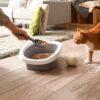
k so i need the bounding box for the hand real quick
[4,20,29,40]
[13,28,29,40]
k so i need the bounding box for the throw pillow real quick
[29,7,43,36]
[8,0,28,8]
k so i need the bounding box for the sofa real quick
[1,0,49,30]
[1,0,72,28]
[43,0,71,26]
[77,0,100,25]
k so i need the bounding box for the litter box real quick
[19,41,61,71]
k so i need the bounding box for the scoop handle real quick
[14,33,29,39]
[28,37,37,43]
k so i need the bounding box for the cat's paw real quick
[84,59,92,64]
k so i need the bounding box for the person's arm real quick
[5,21,28,40]
[0,8,28,40]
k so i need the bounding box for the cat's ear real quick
[77,28,85,34]
[76,27,80,32]
[76,28,82,36]
[76,27,80,31]
[76,28,86,37]
[76,27,81,32]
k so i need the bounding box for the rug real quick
[0,26,11,38]
[0,27,74,59]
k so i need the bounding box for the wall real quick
[0,0,9,7]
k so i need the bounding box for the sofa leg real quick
[22,24,25,28]
[93,8,100,25]
[17,24,22,28]
[66,22,70,28]
[22,24,29,29]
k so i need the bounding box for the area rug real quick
[0,27,74,59]
[0,26,11,38]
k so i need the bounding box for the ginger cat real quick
[73,23,100,63]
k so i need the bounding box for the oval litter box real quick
[19,41,61,71]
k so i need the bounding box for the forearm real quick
[0,8,10,26]
[4,20,18,34]
[0,8,28,40]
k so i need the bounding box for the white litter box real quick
[19,41,61,71]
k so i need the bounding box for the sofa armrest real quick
[39,4,49,33]
[43,0,71,25]
[93,8,100,25]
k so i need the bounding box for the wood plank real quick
[0,40,86,96]
[0,56,25,76]
[66,40,100,73]
[79,47,100,73]
[0,39,99,100]
[0,81,53,100]
[44,40,100,100]
[45,72,100,100]
[0,56,18,64]
[28,43,87,91]
[0,40,73,76]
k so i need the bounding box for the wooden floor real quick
[0,39,100,100]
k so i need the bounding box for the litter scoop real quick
[15,33,48,48]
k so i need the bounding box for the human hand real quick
[13,28,29,40]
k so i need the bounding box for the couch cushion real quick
[13,4,49,34]
[13,8,34,20]
[8,0,28,8]
[27,0,43,9]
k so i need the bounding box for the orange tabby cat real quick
[73,23,100,63]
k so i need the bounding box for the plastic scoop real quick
[15,33,48,48]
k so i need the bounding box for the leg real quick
[85,51,93,64]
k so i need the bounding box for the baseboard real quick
[47,23,67,30]
[69,23,94,29]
